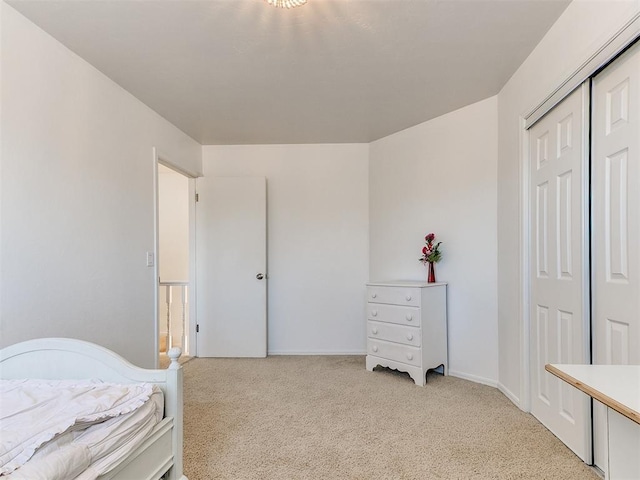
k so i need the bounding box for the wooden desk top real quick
[546,364,640,425]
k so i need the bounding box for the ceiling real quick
[8,0,570,145]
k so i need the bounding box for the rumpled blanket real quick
[0,379,155,476]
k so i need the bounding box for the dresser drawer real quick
[368,339,421,367]
[367,320,421,347]
[367,286,421,307]
[367,303,420,327]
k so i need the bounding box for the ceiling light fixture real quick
[265,0,307,8]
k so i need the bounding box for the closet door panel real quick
[529,84,591,462]
[592,40,640,473]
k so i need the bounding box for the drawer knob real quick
[372,328,378,335]
[406,333,413,341]
[406,314,413,321]
[371,310,378,317]
[372,346,378,352]
[371,293,377,298]
[407,353,414,361]
[406,295,412,301]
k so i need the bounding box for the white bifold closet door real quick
[591,40,640,473]
[529,84,591,462]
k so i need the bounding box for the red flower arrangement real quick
[419,233,442,264]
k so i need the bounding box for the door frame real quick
[519,13,640,413]
[152,147,199,365]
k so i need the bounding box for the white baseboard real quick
[497,382,521,408]
[268,350,366,356]
[448,369,498,388]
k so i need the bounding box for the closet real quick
[528,40,639,474]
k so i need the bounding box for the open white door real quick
[591,41,640,473]
[529,84,591,461]
[195,176,267,357]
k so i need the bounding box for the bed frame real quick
[0,338,187,480]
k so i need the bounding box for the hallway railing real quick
[159,281,189,353]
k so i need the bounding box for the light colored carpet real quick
[183,356,599,480]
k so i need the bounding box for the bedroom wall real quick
[369,96,499,386]
[0,3,202,368]
[497,0,640,405]
[202,144,369,355]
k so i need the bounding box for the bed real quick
[0,338,187,480]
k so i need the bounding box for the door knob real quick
[256,273,265,280]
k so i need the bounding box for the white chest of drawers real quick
[365,281,447,386]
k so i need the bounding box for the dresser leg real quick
[365,355,377,372]
[408,369,426,387]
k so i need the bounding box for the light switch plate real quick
[146,252,154,267]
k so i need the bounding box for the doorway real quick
[157,162,193,366]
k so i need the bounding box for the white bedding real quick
[0,379,164,479]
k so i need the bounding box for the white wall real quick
[369,96,499,386]
[0,3,202,368]
[497,0,640,404]
[202,144,369,354]
[6,0,637,388]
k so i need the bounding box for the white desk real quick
[546,364,640,480]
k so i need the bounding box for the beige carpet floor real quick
[183,356,599,480]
